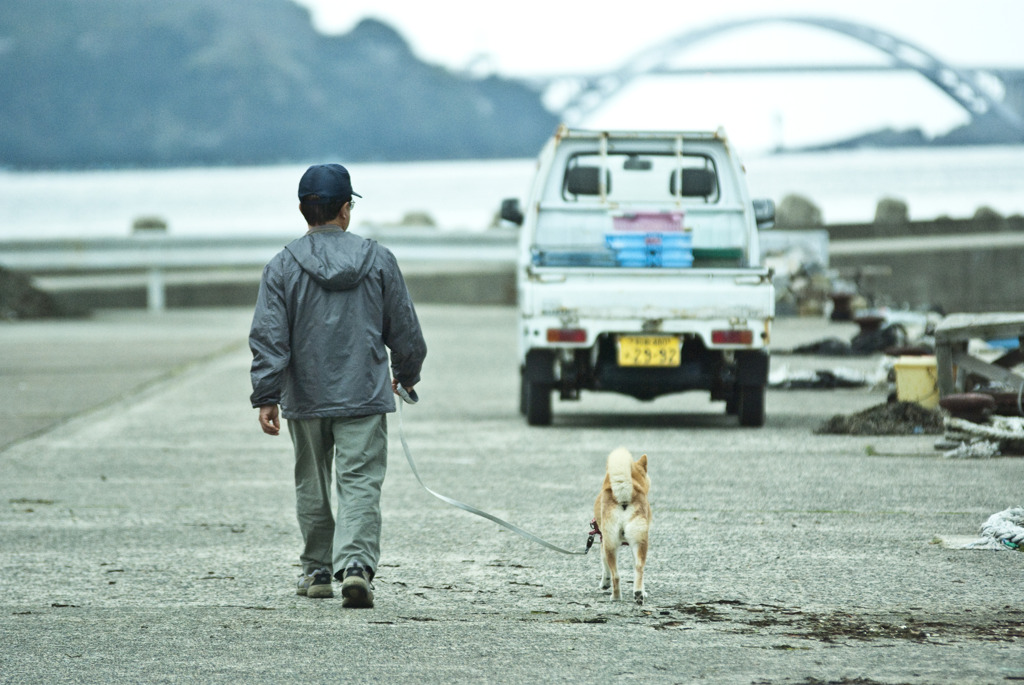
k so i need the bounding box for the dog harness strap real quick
[586,518,599,552]
[585,517,627,548]
[397,402,589,555]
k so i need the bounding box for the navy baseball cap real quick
[298,164,362,204]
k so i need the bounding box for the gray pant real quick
[287,414,387,577]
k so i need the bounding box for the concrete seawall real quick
[10,215,1024,314]
[34,263,517,312]
[831,237,1024,313]
[825,214,1023,240]
[823,215,1024,312]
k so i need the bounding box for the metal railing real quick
[0,229,519,312]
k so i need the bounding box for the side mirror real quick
[500,198,524,226]
[753,198,775,229]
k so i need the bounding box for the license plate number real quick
[617,335,681,367]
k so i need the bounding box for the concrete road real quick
[0,308,254,450]
[1,306,1022,684]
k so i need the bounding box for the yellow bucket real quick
[893,355,939,408]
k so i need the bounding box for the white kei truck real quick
[501,126,776,427]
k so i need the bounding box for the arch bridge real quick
[546,16,1024,140]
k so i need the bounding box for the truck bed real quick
[521,265,775,327]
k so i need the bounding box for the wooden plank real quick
[934,313,1024,343]
[950,349,1024,393]
[935,341,960,395]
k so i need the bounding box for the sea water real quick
[1,146,1022,240]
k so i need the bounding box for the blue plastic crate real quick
[657,250,694,267]
[605,232,692,267]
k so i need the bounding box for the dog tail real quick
[607,447,634,505]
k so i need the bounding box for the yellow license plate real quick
[617,335,681,367]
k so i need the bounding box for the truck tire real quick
[523,350,555,425]
[738,384,766,427]
[525,381,552,426]
[519,367,527,415]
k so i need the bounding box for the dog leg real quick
[598,547,611,591]
[632,537,648,605]
[603,539,620,600]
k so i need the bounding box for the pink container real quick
[611,212,685,233]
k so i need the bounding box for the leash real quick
[395,389,590,555]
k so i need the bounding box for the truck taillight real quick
[547,328,587,343]
[711,329,753,345]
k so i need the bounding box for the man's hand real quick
[392,379,417,403]
[259,405,280,436]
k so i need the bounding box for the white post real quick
[132,216,169,314]
[147,268,165,313]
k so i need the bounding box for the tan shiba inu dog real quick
[593,447,651,604]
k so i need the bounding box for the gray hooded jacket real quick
[249,228,426,419]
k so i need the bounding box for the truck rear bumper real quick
[595,360,712,400]
[525,335,770,402]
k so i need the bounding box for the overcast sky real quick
[289,1,1024,152]
[292,1,1024,74]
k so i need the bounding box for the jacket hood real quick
[284,229,378,291]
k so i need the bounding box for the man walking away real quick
[249,163,427,608]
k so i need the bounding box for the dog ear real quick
[637,454,648,472]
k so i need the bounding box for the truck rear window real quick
[561,152,719,204]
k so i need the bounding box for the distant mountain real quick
[793,67,1024,152]
[797,117,1024,153]
[0,0,560,168]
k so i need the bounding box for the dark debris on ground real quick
[815,401,945,436]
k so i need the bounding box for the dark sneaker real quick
[297,568,333,598]
[340,565,374,608]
